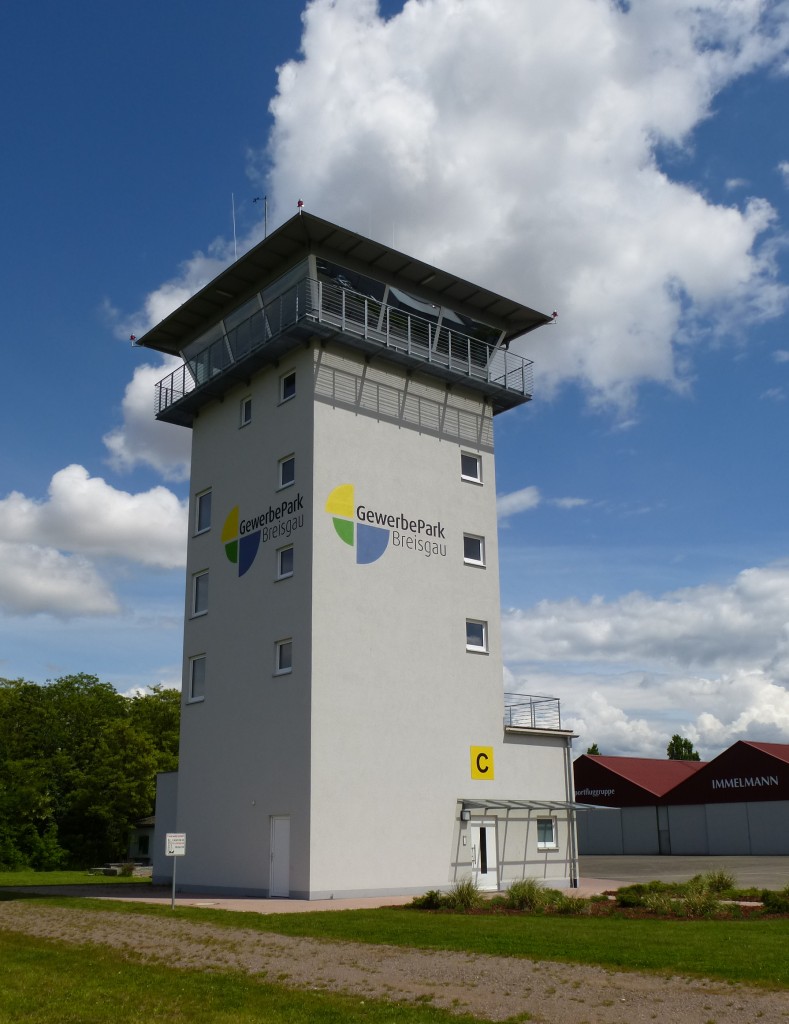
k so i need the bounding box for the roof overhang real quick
[459,798,619,812]
[135,211,553,357]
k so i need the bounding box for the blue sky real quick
[1,0,789,758]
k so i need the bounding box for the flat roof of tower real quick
[136,211,552,356]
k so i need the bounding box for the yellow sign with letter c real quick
[470,746,494,780]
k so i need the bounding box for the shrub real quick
[505,878,547,912]
[644,891,681,916]
[682,887,723,918]
[549,890,589,915]
[445,877,483,911]
[701,869,737,893]
[410,889,445,910]
[761,889,789,914]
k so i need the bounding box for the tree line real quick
[0,673,179,869]
[586,735,701,760]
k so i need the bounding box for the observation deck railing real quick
[154,276,533,418]
[504,693,563,731]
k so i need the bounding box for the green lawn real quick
[0,931,481,1024]
[8,895,789,989]
[0,869,147,887]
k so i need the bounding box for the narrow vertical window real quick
[465,619,488,652]
[189,655,206,701]
[280,370,296,402]
[195,489,212,534]
[278,455,295,488]
[463,534,485,566]
[461,452,482,483]
[275,638,293,675]
[240,396,252,426]
[277,545,294,580]
[192,571,209,616]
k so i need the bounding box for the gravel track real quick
[1,901,788,1023]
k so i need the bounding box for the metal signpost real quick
[165,832,186,909]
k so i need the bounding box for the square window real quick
[537,818,557,849]
[189,655,206,701]
[278,455,295,489]
[466,619,488,652]
[192,571,208,616]
[280,371,296,402]
[195,489,212,534]
[463,534,485,566]
[277,545,294,579]
[240,396,252,426]
[461,452,482,482]
[275,638,293,675]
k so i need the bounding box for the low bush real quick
[409,889,445,910]
[444,877,483,911]
[505,878,547,912]
[762,889,789,914]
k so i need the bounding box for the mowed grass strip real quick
[0,870,146,887]
[0,931,481,1024]
[9,897,789,990]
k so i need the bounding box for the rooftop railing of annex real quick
[154,272,534,419]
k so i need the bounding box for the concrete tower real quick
[142,212,577,898]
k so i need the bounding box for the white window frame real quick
[188,655,206,702]
[537,817,558,850]
[277,545,294,580]
[192,570,209,617]
[463,533,485,567]
[274,638,293,675]
[280,370,296,403]
[240,395,252,427]
[466,619,488,653]
[278,454,295,489]
[195,489,212,535]
[461,451,482,483]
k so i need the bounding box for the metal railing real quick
[504,693,562,731]
[154,276,533,416]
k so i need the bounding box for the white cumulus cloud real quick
[0,466,187,571]
[103,360,192,481]
[0,542,119,618]
[266,0,789,411]
[497,486,541,520]
[503,561,789,756]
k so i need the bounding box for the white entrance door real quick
[270,816,290,897]
[469,819,498,890]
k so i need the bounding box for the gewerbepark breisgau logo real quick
[222,495,304,576]
[325,484,446,565]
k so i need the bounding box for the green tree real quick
[666,734,700,761]
[0,674,180,868]
[586,743,601,755]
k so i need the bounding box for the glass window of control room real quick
[466,619,487,652]
[195,489,212,534]
[463,534,485,566]
[461,452,482,482]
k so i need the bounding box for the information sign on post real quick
[166,833,186,857]
[165,832,186,908]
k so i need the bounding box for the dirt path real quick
[1,902,788,1023]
